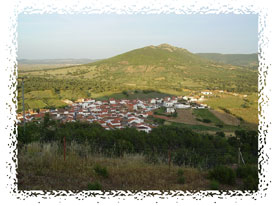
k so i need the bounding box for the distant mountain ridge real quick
[196,53,258,68]
[18,58,100,65]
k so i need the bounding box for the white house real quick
[82,102,89,108]
[150,99,156,104]
[95,101,102,105]
[156,99,163,104]
[109,99,116,104]
[174,103,190,109]
[136,125,152,133]
[166,107,175,113]
[163,101,174,107]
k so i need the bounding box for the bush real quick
[177,169,184,177]
[209,180,220,190]
[243,175,258,190]
[202,119,211,123]
[208,165,236,185]
[177,176,185,184]
[216,131,225,137]
[145,152,159,164]
[87,182,102,190]
[236,165,258,179]
[94,164,109,178]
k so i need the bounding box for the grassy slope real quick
[192,109,224,125]
[18,141,245,190]
[205,93,258,125]
[196,53,258,68]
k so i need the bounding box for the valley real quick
[17,44,259,191]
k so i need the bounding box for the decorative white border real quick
[0,0,274,205]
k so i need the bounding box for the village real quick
[18,94,210,133]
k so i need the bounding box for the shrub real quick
[209,180,220,190]
[208,165,236,185]
[87,182,102,190]
[216,131,225,137]
[216,124,224,128]
[177,169,184,177]
[94,164,109,178]
[202,119,211,123]
[243,175,258,190]
[145,152,159,164]
[177,176,185,184]
[236,165,258,179]
[237,117,244,122]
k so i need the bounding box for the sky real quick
[18,14,258,59]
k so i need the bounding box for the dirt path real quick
[210,110,240,126]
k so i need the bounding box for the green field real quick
[192,109,224,125]
[205,93,258,124]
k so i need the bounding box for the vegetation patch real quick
[94,164,109,178]
[192,109,224,125]
[87,182,102,190]
[209,180,220,190]
[208,165,236,185]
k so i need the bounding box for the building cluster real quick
[18,94,209,133]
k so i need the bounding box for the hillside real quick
[17,44,258,124]
[196,53,258,69]
[19,44,258,94]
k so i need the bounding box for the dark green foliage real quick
[202,118,211,123]
[122,90,129,97]
[143,90,155,94]
[177,169,184,177]
[18,116,258,169]
[192,109,222,125]
[236,165,258,179]
[220,107,231,114]
[236,164,258,190]
[145,152,159,164]
[216,124,224,128]
[94,164,109,178]
[216,131,225,137]
[149,116,165,125]
[171,112,178,117]
[87,182,102,190]
[177,168,185,184]
[177,176,185,184]
[234,130,258,164]
[209,180,220,190]
[208,166,236,185]
[243,175,258,190]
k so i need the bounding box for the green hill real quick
[18,44,257,109]
[196,53,258,68]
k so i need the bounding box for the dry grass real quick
[17,142,240,190]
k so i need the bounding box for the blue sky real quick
[18,14,258,59]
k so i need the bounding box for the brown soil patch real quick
[119,61,129,65]
[152,115,170,120]
[210,110,240,126]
